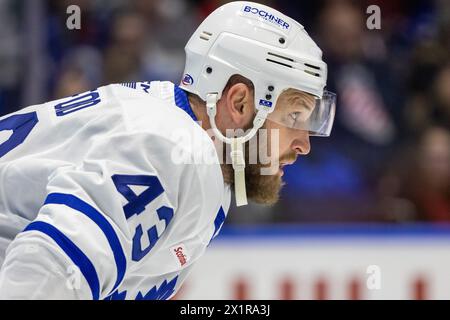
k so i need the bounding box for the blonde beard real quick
[220,161,284,205]
[220,134,287,205]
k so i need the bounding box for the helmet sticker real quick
[242,4,290,31]
[259,99,273,108]
[182,74,194,86]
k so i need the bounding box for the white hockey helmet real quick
[180,1,336,205]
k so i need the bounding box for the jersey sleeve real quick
[0,127,223,300]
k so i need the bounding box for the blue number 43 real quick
[112,174,174,261]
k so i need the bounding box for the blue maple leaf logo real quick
[135,276,179,300]
[104,289,127,300]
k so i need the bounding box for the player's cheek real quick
[277,127,292,158]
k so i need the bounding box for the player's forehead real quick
[277,88,316,110]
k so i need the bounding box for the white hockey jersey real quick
[0,81,231,300]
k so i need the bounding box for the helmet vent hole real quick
[206,67,213,74]
[279,37,285,44]
[304,70,320,77]
[267,52,294,62]
[266,58,293,68]
[304,63,321,70]
[200,31,213,41]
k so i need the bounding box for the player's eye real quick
[289,112,300,125]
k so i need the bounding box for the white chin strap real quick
[206,93,267,206]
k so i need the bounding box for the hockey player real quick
[0,2,335,299]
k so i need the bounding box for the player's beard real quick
[220,127,295,206]
[243,160,284,205]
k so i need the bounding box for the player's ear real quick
[225,83,255,128]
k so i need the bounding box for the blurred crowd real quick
[0,0,448,224]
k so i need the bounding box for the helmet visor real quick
[266,90,336,137]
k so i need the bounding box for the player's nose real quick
[291,130,311,155]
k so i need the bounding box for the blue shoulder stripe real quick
[174,85,197,122]
[44,193,126,295]
[213,206,226,238]
[24,221,100,300]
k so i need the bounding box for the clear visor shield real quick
[266,90,336,137]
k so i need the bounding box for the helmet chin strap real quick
[206,93,267,206]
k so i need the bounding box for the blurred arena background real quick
[0,0,449,299]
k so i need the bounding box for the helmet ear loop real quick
[206,93,267,206]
